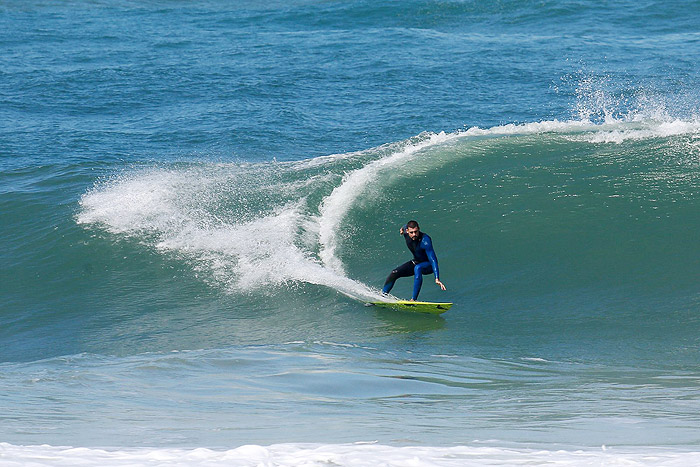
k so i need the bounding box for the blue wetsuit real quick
[382,228,440,300]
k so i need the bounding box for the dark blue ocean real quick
[2,1,700,465]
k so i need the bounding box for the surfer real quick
[382,220,446,301]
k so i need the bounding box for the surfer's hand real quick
[399,227,405,235]
[436,279,446,291]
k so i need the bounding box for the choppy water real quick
[2,1,700,465]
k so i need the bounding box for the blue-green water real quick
[2,1,700,464]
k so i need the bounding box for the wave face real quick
[70,117,700,361]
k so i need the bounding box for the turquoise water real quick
[2,1,700,464]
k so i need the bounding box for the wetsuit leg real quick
[382,261,415,294]
[412,261,434,300]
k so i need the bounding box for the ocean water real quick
[2,0,700,465]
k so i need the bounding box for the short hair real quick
[406,220,419,229]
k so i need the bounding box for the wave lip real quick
[463,116,700,143]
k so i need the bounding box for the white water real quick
[2,442,699,467]
[76,161,385,301]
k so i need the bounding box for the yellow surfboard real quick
[368,300,452,315]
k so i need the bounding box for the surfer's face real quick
[406,226,420,240]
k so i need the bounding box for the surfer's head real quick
[406,220,420,240]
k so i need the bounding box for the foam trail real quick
[77,166,383,301]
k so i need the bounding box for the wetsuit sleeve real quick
[422,235,440,280]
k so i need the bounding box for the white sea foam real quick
[462,117,700,144]
[77,165,382,301]
[462,118,596,137]
[2,442,699,467]
[582,119,700,144]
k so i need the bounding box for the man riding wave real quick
[382,220,447,301]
